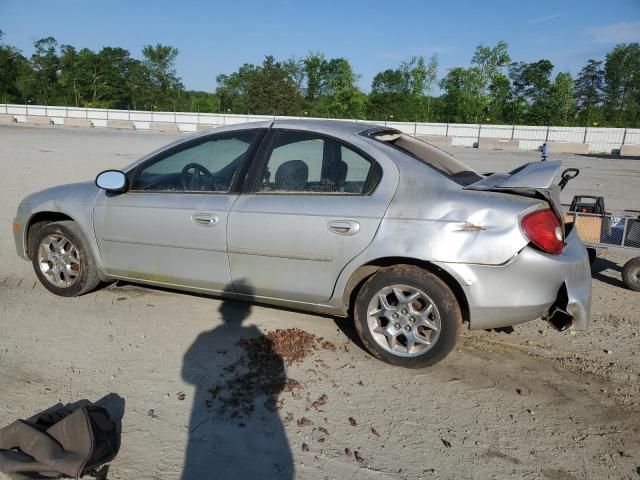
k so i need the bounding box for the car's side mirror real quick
[96,170,127,192]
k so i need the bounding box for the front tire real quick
[353,266,462,368]
[31,221,101,297]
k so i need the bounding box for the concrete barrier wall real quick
[24,116,52,125]
[477,139,520,151]
[546,142,590,154]
[620,144,640,157]
[64,118,93,128]
[2,104,639,154]
[416,135,452,148]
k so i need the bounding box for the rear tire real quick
[353,265,462,368]
[622,257,640,292]
[31,221,101,297]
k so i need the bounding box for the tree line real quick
[1,30,639,127]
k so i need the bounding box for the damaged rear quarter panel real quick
[329,152,546,311]
[373,162,544,266]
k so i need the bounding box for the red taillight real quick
[521,209,564,255]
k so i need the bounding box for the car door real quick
[93,129,264,291]
[227,129,394,303]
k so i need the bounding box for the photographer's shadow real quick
[181,283,293,479]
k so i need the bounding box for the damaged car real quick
[13,120,592,368]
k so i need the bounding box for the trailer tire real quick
[622,257,640,292]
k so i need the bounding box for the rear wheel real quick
[353,266,462,368]
[622,257,640,292]
[31,221,101,297]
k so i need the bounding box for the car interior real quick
[258,132,377,194]
[130,133,257,192]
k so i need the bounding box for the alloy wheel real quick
[37,234,81,288]
[366,284,441,357]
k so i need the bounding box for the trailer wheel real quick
[622,257,640,292]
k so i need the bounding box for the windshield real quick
[369,130,483,186]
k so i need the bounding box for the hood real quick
[20,181,100,207]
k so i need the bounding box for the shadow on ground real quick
[180,282,293,480]
[591,256,625,289]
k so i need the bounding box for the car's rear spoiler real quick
[463,160,562,191]
[464,160,565,233]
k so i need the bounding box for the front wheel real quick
[622,257,640,292]
[353,266,462,368]
[31,221,101,297]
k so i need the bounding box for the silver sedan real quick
[13,120,592,367]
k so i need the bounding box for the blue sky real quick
[2,0,639,92]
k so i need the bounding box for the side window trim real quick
[247,128,382,196]
[127,129,265,194]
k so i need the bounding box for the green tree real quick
[283,56,305,93]
[524,60,554,124]
[245,55,302,115]
[405,56,427,118]
[439,67,483,123]
[486,72,510,123]
[215,63,257,113]
[321,58,364,118]
[575,59,604,125]
[547,72,576,125]
[142,43,183,109]
[28,37,62,104]
[369,56,434,121]
[0,30,29,102]
[424,54,439,120]
[470,40,511,121]
[603,43,640,126]
[302,52,326,102]
[506,60,554,124]
[369,67,410,120]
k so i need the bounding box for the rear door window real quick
[257,131,379,194]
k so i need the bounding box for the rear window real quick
[367,130,483,186]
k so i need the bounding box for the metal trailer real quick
[564,210,640,291]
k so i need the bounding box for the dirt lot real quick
[0,125,639,480]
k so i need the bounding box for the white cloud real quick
[590,21,640,44]
[526,12,566,25]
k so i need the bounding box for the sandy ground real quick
[0,124,639,480]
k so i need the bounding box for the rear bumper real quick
[438,228,592,330]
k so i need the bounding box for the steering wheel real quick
[180,163,217,191]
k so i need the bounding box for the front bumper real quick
[13,203,30,260]
[439,228,592,330]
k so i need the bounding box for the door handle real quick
[191,213,219,227]
[327,220,360,236]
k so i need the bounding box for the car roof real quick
[194,119,381,137]
[272,119,380,137]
